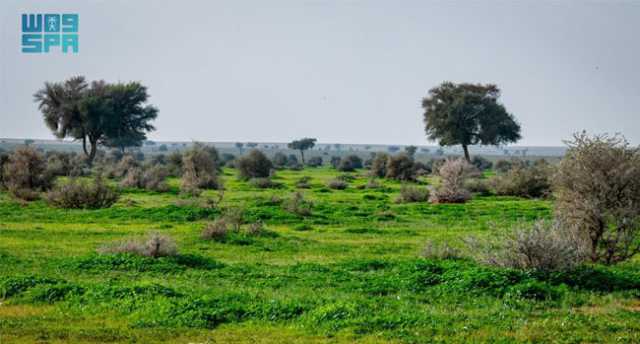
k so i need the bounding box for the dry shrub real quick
[201,218,229,240]
[181,145,221,194]
[201,217,265,240]
[395,184,430,203]
[46,176,119,209]
[283,192,313,216]
[141,166,170,191]
[464,221,589,271]
[98,233,177,258]
[422,241,462,260]
[45,151,86,177]
[236,149,272,180]
[554,132,640,264]
[491,160,552,198]
[385,153,415,181]
[327,179,348,190]
[3,146,54,200]
[369,153,389,178]
[429,158,472,204]
[112,155,139,179]
[222,206,245,231]
[121,165,169,191]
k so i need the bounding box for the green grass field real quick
[1,167,639,343]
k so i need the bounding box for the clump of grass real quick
[98,233,178,258]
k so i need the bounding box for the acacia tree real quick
[34,76,158,164]
[422,82,521,162]
[288,138,317,164]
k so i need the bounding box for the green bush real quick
[236,150,273,180]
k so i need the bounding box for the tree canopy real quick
[35,76,158,163]
[288,138,317,164]
[422,82,520,161]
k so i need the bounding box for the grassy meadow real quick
[1,167,639,343]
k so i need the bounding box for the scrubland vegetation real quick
[1,133,640,344]
[1,78,638,343]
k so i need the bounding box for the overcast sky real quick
[1,0,639,146]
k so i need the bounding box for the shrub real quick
[365,178,381,189]
[181,145,221,194]
[45,151,85,177]
[306,156,323,167]
[327,179,348,190]
[465,221,589,271]
[422,241,462,260]
[471,156,493,171]
[283,192,313,216]
[337,155,363,172]
[249,177,282,189]
[329,156,341,168]
[0,152,9,189]
[554,132,640,264]
[395,184,430,203]
[413,161,431,176]
[271,152,288,168]
[98,233,178,258]
[220,153,236,167]
[295,176,312,189]
[494,159,513,173]
[236,149,273,180]
[3,146,54,200]
[46,176,119,209]
[141,166,170,191]
[166,151,183,176]
[491,160,552,198]
[429,158,472,203]
[201,218,229,240]
[385,153,415,181]
[369,153,389,178]
[464,178,491,195]
[112,154,139,179]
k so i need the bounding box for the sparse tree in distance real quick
[422,82,521,162]
[288,138,317,165]
[235,142,244,154]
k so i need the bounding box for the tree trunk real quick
[87,139,98,165]
[462,144,471,162]
[300,150,305,164]
[82,136,89,156]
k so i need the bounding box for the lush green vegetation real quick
[1,167,639,343]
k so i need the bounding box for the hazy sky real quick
[1,0,639,146]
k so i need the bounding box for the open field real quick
[1,167,638,343]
